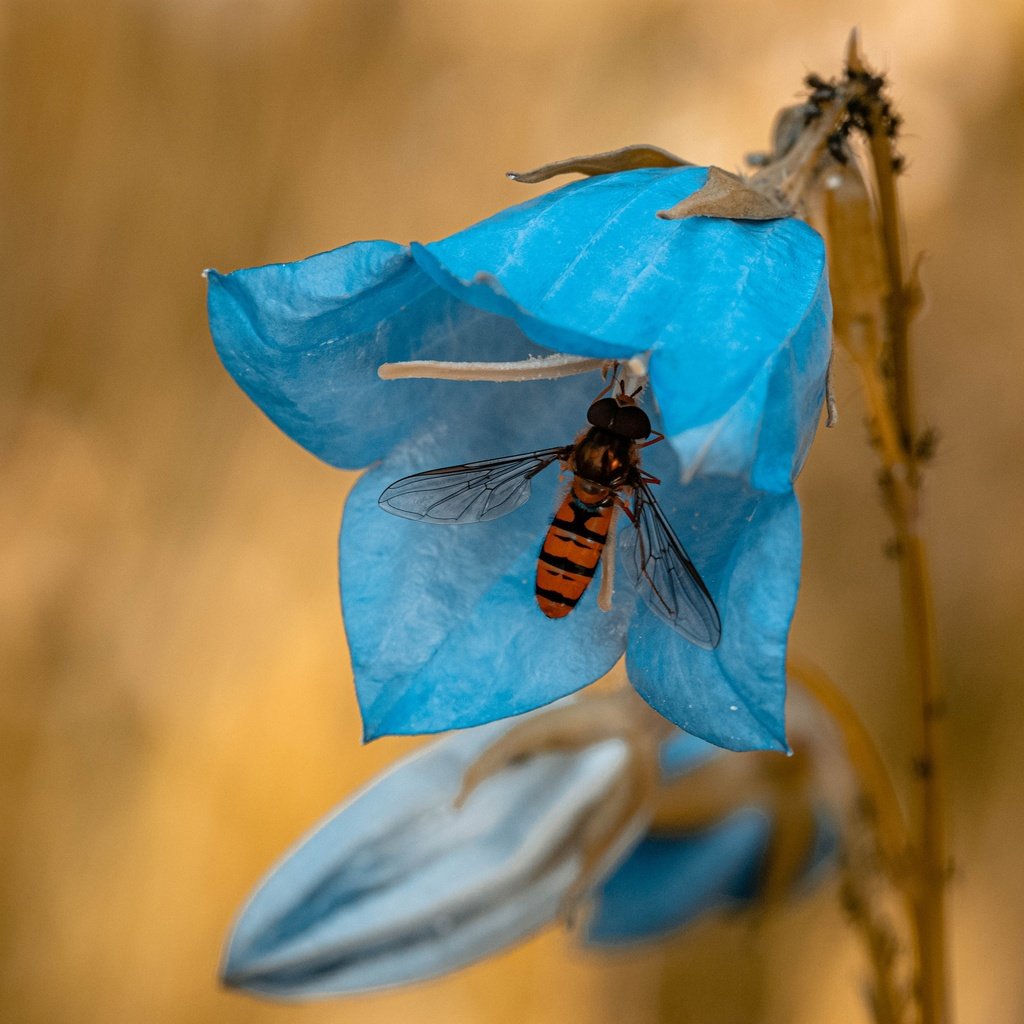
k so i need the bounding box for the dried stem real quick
[741,32,950,1023]
[848,46,949,1024]
[839,330,948,1024]
[851,347,949,1024]
[808,35,951,1024]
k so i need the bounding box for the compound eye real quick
[587,397,618,429]
[614,405,652,439]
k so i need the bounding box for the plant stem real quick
[902,542,949,1024]
[851,45,950,1024]
[842,350,948,1024]
[766,33,952,1022]
[833,39,952,1024]
[864,392,950,1024]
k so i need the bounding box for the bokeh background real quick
[3,0,1023,1021]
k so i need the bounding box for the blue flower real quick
[207,165,831,751]
[585,729,838,945]
[221,708,648,999]
[220,695,838,998]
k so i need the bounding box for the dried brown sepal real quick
[757,792,819,905]
[821,157,887,363]
[657,166,791,221]
[649,690,834,909]
[507,144,692,184]
[825,353,839,427]
[649,732,811,840]
[770,103,818,161]
[845,26,866,74]
[647,753,750,833]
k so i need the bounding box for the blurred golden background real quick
[3,0,1023,1021]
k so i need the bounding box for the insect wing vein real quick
[625,480,722,648]
[378,447,569,524]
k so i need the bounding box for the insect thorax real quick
[573,428,635,489]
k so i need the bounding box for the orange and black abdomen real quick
[535,480,612,618]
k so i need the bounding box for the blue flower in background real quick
[207,165,831,751]
[221,709,643,999]
[220,696,839,998]
[585,728,838,945]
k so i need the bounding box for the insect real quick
[377,375,722,649]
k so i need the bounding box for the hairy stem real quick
[761,34,953,1023]
[829,38,952,1024]
[858,378,949,1024]
[850,45,949,1024]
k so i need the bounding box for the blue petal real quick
[419,167,830,490]
[207,243,552,468]
[210,171,827,744]
[209,169,828,489]
[662,267,832,492]
[223,720,634,997]
[341,368,634,739]
[624,464,802,752]
[585,809,772,945]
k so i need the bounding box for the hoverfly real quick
[378,373,722,649]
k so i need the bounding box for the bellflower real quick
[207,163,831,751]
[585,727,838,945]
[221,694,839,998]
[221,708,649,999]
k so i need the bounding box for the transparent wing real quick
[378,447,571,524]
[624,480,722,648]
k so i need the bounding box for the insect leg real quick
[592,361,620,401]
[636,431,665,449]
[613,493,637,524]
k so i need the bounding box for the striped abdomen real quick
[535,479,613,618]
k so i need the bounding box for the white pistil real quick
[378,353,653,393]
[598,511,618,613]
[378,354,608,382]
